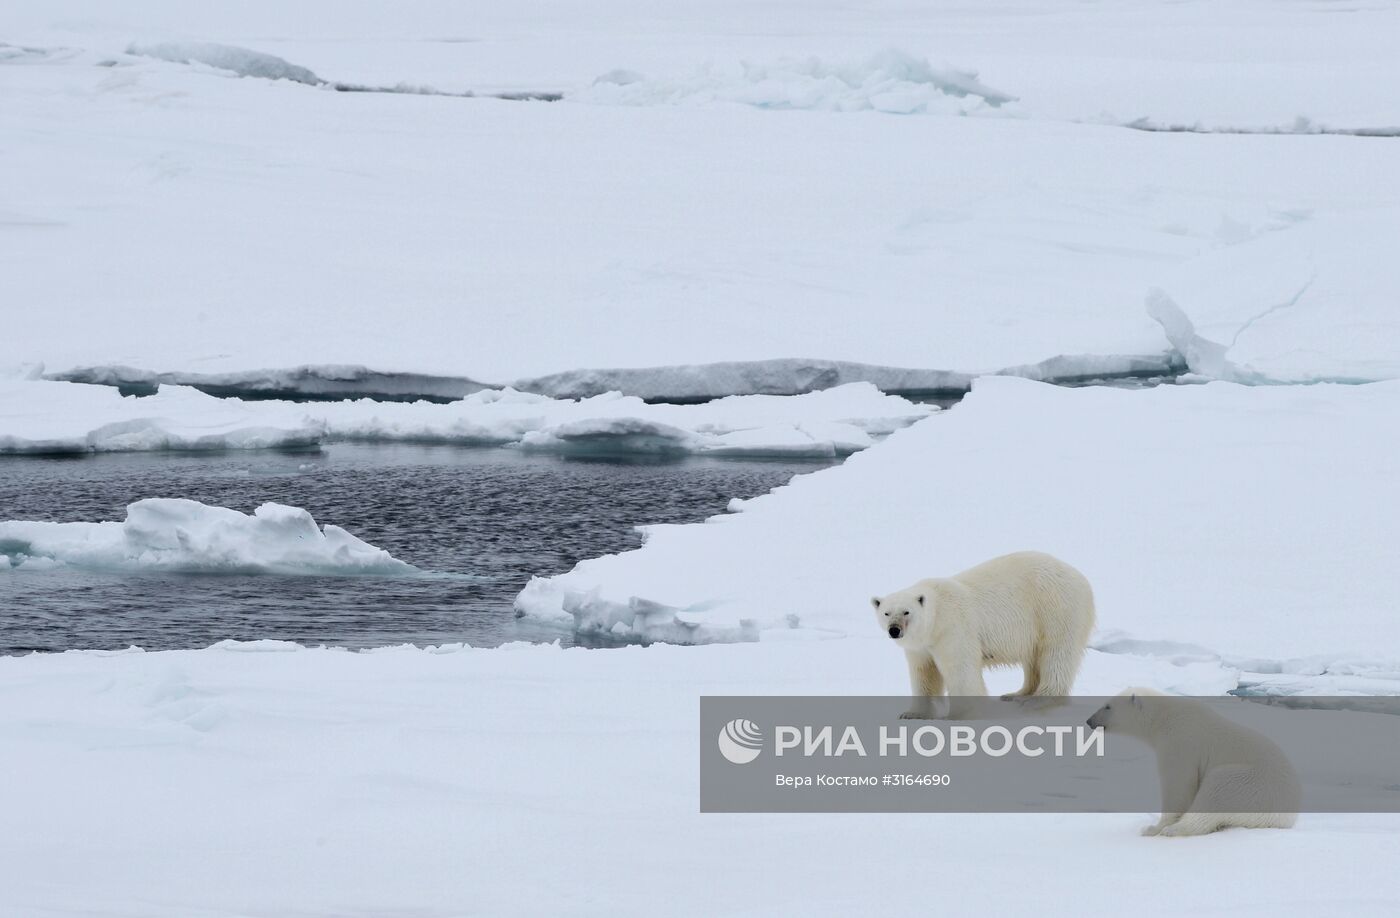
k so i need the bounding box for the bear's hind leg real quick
[1164,765,1296,834]
[1029,641,1085,697]
[1000,657,1041,701]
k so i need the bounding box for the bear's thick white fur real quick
[1088,688,1301,837]
[872,551,1094,719]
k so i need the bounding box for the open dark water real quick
[0,445,834,653]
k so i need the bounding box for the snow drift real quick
[0,498,412,574]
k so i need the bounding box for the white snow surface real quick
[519,378,1400,662]
[0,498,412,575]
[0,380,931,458]
[4,1,1400,391]
[1,638,1396,917]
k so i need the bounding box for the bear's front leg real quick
[1141,813,1181,836]
[1158,814,1223,837]
[901,650,944,719]
[935,645,988,720]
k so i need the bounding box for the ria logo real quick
[717,719,763,764]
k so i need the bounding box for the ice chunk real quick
[1144,289,1255,383]
[517,417,702,456]
[705,423,858,458]
[0,498,413,575]
[545,587,759,645]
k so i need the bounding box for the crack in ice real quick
[1123,118,1400,138]
[1230,273,1317,348]
[127,41,563,103]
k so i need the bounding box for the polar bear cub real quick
[872,551,1094,719]
[1087,688,1300,837]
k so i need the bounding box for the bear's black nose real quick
[888,625,901,639]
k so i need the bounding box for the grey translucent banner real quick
[700,696,1400,813]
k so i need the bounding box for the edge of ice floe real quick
[516,353,1185,401]
[41,350,1185,405]
[48,364,492,404]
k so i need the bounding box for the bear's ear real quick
[870,597,881,610]
[917,594,925,607]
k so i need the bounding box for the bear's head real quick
[870,587,927,642]
[1086,687,1163,737]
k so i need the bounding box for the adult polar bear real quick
[1087,689,1300,836]
[871,551,1094,719]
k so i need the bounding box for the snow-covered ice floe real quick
[518,378,1400,658]
[0,380,932,458]
[0,498,412,575]
[291,381,932,457]
[9,12,1400,392]
[0,380,320,454]
[2,637,1396,916]
[307,383,922,458]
